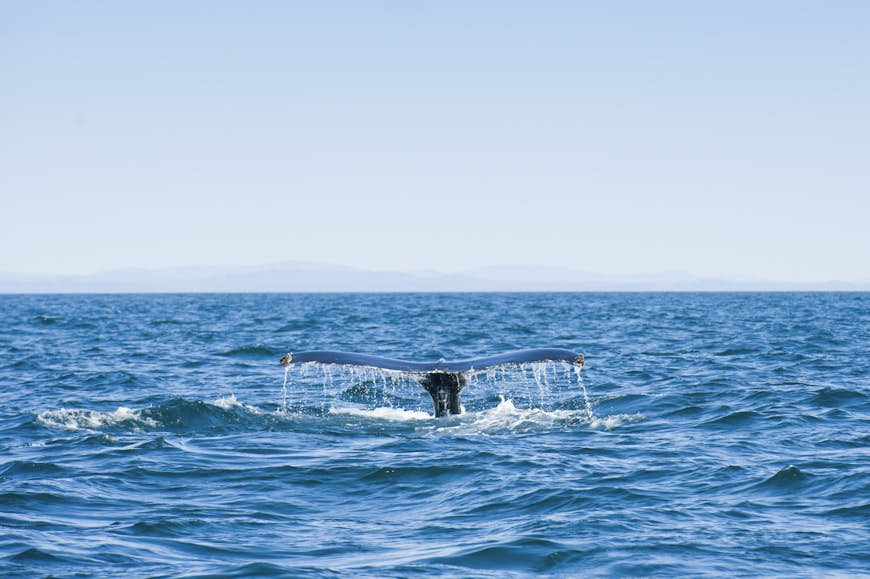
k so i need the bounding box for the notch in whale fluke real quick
[279,348,584,417]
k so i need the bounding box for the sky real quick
[1,1,868,282]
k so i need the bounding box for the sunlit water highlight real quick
[1,293,868,577]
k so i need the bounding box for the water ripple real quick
[0,292,867,577]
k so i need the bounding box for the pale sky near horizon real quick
[2,1,868,282]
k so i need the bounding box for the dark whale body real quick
[280,348,584,417]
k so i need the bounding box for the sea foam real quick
[37,406,158,432]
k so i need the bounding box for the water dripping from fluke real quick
[278,349,590,419]
[280,363,290,415]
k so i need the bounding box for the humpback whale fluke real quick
[279,348,584,417]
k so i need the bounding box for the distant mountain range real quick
[0,262,866,293]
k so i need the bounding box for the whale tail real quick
[280,348,584,417]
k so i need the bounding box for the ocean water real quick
[1,292,868,577]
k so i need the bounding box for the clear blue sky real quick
[2,1,868,282]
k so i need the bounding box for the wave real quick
[149,318,184,326]
[276,320,317,332]
[36,395,635,435]
[754,465,811,493]
[811,387,867,408]
[0,460,66,478]
[36,395,264,434]
[424,537,571,572]
[822,502,870,520]
[8,547,67,563]
[703,410,762,427]
[38,406,159,432]
[216,345,278,358]
[211,393,259,412]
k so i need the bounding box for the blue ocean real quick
[1,293,867,577]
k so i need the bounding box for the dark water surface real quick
[1,293,868,577]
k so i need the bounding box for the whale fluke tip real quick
[280,353,293,366]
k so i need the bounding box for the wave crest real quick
[38,406,158,431]
[37,395,263,433]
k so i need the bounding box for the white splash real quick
[37,407,158,432]
[38,394,266,433]
[213,393,261,413]
[437,396,573,433]
[589,413,644,430]
[431,397,643,434]
[329,406,432,421]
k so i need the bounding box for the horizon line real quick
[1,260,868,287]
